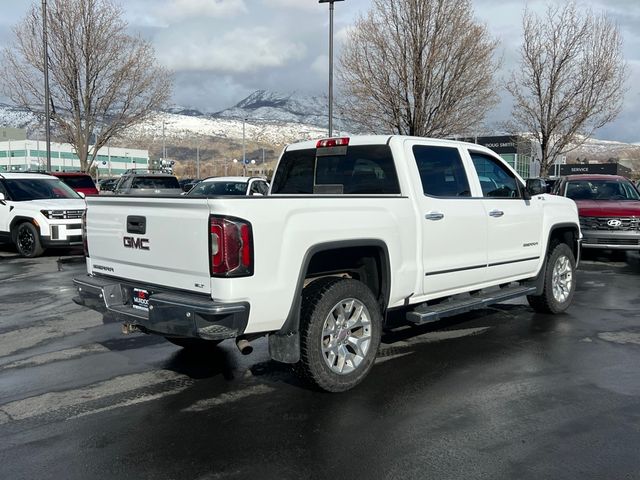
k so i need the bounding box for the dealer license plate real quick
[132,288,149,311]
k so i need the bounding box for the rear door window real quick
[412,145,470,197]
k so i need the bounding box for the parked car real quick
[112,170,183,196]
[74,136,580,392]
[543,177,559,193]
[185,176,269,196]
[179,178,199,192]
[554,174,640,250]
[0,172,85,257]
[52,172,98,196]
[97,178,118,193]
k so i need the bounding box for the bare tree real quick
[0,0,172,172]
[338,0,499,137]
[506,2,626,176]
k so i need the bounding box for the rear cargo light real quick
[209,216,253,277]
[82,211,89,257]
[316,137,350,148]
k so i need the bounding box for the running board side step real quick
[406,285,537,325]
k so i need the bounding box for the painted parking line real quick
[182,384,275,412]
[598,331,640,346]
[0,312,103,357]
[0,370,190,425]
[0,344,109,371]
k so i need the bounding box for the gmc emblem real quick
[123,236,150,250]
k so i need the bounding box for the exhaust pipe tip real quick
[236,337,253,355]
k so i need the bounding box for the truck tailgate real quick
[85,196,212,294]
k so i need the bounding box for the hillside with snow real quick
[1,91,639,169]
[127,110,328,146]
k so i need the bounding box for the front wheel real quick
[527,243,576,314]
[15,222,44,258]
[295,277,382,392]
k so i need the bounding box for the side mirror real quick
[251,192,263,196]
[526,178,546,196]
[0,192,5,201]
[77,191,86,199]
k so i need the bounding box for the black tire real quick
[295,277,382,392]
[527,242,576,314]
[14,222,44,258]
[164,337,222,350]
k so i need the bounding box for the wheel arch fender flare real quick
[268,239,391,364]
[10,216,40,241]
[534,222,580,295]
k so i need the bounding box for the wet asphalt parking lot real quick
[1,246,640,479]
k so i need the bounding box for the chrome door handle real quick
[425,212,445,221]
[489,209,504,218]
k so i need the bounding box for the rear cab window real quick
[271,144,400,195]
[57,175,95,189]
[131,176,181,189]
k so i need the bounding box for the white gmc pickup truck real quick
[74,136,581,392]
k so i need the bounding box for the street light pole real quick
[196,145,200,179]
[242,117,246,165]
[319,0,344,138]
[42,0,52,172]
[162,120,166,161]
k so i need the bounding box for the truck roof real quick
[564,174,628,181]
[286,135,501,154]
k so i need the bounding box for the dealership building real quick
[455,135,543,179]
[0,128,149,175]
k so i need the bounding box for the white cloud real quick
[311,55,328,75]
[158,27,307,73]
[261,0,318,11]
[160,0,248,22]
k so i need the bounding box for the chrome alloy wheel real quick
[551,254,573,303]
[321,298,372,375]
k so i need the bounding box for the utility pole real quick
[42,0,52,171]
[242,118,246,165]
[319,0,344,137]
[196,145,200,179]
[162,120,166,161]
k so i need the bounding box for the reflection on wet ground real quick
[1,249,640,479]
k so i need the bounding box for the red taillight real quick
[82,211,89,257]
[209,216,253,277]
[316,137,350,148]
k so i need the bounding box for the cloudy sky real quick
[0,0,639,142]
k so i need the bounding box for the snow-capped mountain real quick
[215,90,331,128]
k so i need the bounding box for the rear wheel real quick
[164,337,222,350]
[295,277,382,392]
[527,242,576,314]
[14,222,44,258]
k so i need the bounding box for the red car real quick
[554,174,640,250]
[52,172,99,196]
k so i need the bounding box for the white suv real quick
[0,172,86,257]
